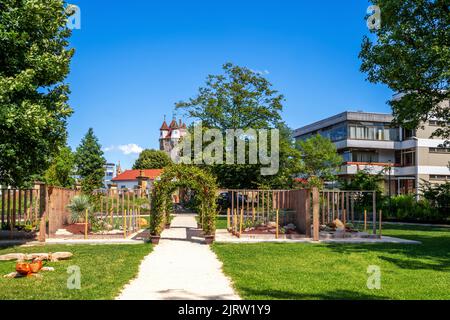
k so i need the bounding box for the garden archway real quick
[149,165,218,238]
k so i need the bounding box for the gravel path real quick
[117,214,240,300]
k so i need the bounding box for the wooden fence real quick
[47,187,80,237]
[223,189,381,241]
[0,187,42,238]
[92,189,150,238]
[0,184,80,241]
[223,189,312,238]
[319,190,381,236]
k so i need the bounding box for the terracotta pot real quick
[204,235,215,245]
[150,235,161,245]
[29,260,43,274]
[16,262,31,276]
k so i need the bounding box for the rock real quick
[3,272,42,279]
[0,253,26,261]
[55,229,73,236]
[49,252,73,262]
[284,223,296,231]
[3,272,21,278]
[333,219,346,231]
[267,222,278,228]
[139,218,149,228]
[0,252,72,262]
[41,267,55,272]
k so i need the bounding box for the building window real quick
[429,147,450,154]
[348,122,399,141]
[395,149,416,167]
[352,151,379,163]
[430,175,450,180]
[429,120,450,127]
[402,128,415,140]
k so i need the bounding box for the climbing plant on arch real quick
[150,165,218,237]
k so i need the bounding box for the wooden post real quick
[351,193,355,223]
[364,209,367,231]
[38,184,47,242]
[252,207,256,222]
[233,208,237,235]
[372,192,377,236]
[239,208,244,236]
[1,189,5,228]
[227,208,230,231]
[84,209,88,240]
[276,209,279,239]
[379,209,383,238]
[312,188,320,241]
[332,191,335,220]
[123,209,127,238]
[12,190,16,230]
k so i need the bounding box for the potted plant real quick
[165,214,174,229]
[202,208,216,245]
[149,192,166,245]
[67,195,92,231]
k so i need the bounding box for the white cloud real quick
[118,144,144,155]
[103,144,144,155]
[250,69,270,75]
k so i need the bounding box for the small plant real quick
[67,195,92,224]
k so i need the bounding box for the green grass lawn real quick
[212,224,450,300]
[0,244,152,300]
[216,216,228,229]
[195,215,228,230]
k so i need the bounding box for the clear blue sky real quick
[66,0,393,169]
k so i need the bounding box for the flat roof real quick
[293,111,394,137]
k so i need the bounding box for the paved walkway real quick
[117,214,240,300]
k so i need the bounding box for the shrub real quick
[383,195,440,222]
[67,195,92,224]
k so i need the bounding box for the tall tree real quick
[0,0,74,187]
[133,149,172,170]
[176,63,301,189]
[360,0,449,139]
[43,146,76,188]
[297,134,343,187]
[176,63,283,130]
[75,128,106,193]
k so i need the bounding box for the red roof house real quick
[111,169,163,189]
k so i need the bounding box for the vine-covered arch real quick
[150,165,218,238]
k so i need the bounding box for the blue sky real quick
[66,0,392,169]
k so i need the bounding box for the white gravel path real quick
[117,214,240,300]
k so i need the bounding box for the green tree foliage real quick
[43,146,75,188]
[340,168,385,192]
[75,128,106,193]
[360,0,450,139]
[176,63,302,189]
[297,134,343,187]
[133,149,172,170]
[176,63,283,130]
[420,180,450,217]
[0,0,74,187]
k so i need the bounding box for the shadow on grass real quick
[323,229,450,272]
[238,288,390,300]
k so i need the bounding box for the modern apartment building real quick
[294,107,450,196]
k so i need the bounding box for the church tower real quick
[159,116,187,156]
